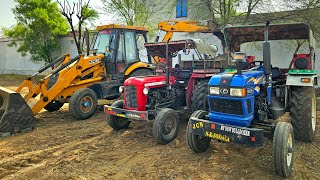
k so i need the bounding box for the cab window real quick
[125,31,138,63]
[117,32,125,62]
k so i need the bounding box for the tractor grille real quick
[125,85,138,108]
[210,98,243,115]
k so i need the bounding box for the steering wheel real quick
[249,61,264,67]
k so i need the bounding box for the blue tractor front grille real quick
[209,98,243,115]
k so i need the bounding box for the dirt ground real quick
[0,75,320,180]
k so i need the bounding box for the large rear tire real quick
[191,80,209,111]
[186,110,211,153]
[69,88,97,120]
[152,108,180,144]
[273,122,294,177]
[107,100,131,130]
[129,68,153,78]
[44,100,64,112]
[290,86,317,142]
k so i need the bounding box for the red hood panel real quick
[125,75,176,88]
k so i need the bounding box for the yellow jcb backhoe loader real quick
[0,24,154,136]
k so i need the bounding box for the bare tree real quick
[57,0,98,54]
[101,0,168,26]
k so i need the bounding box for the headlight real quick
[119,86,124,93]
[230,88,246,97]
[209,87,219,95]
[143,87,149,95]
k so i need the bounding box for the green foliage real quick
[190,0,264,26]
[2,0,69,63]
[81,6,99,23]
[102,0,148,26]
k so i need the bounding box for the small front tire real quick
[273,122,294,177]
[107,100,131,130]
[152,108,180,144]
[44,100,64,112]
[186,110,211,153]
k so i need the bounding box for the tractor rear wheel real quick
[186,110,211,153]
[191,80,209,111]
[107,100,131,130]
[129,68,153,78]
[69,88,97,120]
[44,100,64,112]
[273,122,294,177]
[290,86,317,142]
[152,108,180,144]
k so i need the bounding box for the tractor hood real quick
[208,71,265,87]
[125,75,176,88]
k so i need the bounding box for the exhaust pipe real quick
[0,87,35,136]
[263,21,271,77]
[165,38,170,89]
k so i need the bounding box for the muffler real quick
[0,87,35,137]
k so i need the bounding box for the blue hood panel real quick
[208,71,265,87]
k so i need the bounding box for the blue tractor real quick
[187,22,318,177]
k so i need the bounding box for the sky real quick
[0,0,16,29]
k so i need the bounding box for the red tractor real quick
[104,39,224,144]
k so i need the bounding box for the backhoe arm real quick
[158,20,214,42]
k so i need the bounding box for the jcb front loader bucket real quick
[0,87,35,136]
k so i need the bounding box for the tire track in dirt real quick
[1,133,105,179]
[0,107,319,179]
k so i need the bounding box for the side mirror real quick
[106,46,110,53]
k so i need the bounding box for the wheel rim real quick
[80,96,93,113]
[197,135,209,144]
[312,93,316,132]
[287,133,293,167]
[162,117,176,136]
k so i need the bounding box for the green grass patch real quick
[0,74,45,83]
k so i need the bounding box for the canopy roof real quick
[145,39,196,58]
[224,23,314,52]
[96,24,148,32]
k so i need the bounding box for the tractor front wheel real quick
[107,100,131,130]
[290,86,317,142]
[186,110,211,153]
[152,108,180,144]
[273,122,294,177]
[69,88,97,120]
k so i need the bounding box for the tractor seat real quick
[271,67,281,80]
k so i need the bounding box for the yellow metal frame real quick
[97,24,148,32]
[124,62,151,76]
[158,20,214,42]
[16,54,105,114]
